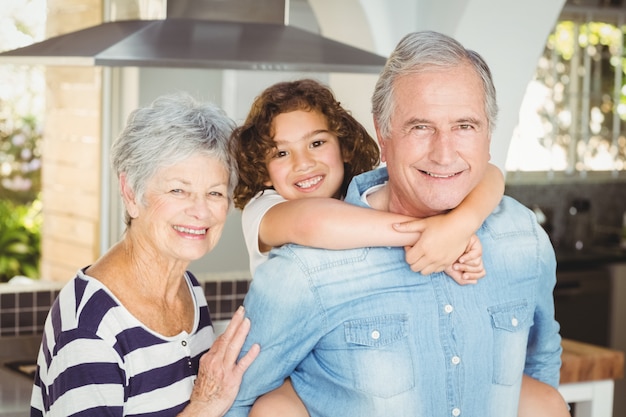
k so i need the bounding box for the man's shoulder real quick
[266,244,372,272]
[482,195,550,245]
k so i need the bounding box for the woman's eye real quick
[170,189,184,194]
[208,191,224,198]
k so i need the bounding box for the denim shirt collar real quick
[345,166,389,208]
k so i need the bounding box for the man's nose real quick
[429,132,456,164]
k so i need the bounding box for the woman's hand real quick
[180,306,260,417]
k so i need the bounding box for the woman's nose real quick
[187,195,211,219]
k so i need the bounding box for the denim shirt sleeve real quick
[225,247,324,416]
[523,221,563,388]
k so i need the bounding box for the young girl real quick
[232,79,495,283]
[230,79,568,417]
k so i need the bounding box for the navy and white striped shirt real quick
[30,269,216,417]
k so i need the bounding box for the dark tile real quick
[207,299,217,315]
[236,280,250,295]
[221,281,233,295]
[1,311,17,330]
[219,299,233,316]
[18,292,34,309]
[35,291,54,307]
[19,310,34,327]
[1,293,16,309]
[205,281,217,297]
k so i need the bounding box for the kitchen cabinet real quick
[0,335,40,417]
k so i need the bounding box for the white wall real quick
[313,0,566,172]
[128,0,568,275]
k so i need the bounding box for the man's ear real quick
[374,119,388,163]
[120,173,139,219]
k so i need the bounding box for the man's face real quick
[377,63,492,217]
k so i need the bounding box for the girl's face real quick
[126,154,230,265]
[266,110,345,201]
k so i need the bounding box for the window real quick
[507,5,626,175]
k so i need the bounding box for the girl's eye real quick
[272,149,288,158]
[311,140,325,148]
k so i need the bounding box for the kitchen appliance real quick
[554,264,612,347]
[0,0,387,73]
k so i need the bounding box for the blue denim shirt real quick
[226,167,562,417]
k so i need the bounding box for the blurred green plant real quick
[0,110,43,204]
[0,197,41,283]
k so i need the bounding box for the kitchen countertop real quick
[555,246,626,268]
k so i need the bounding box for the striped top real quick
[30,269,216,417]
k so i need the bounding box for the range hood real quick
[0,0,387,73]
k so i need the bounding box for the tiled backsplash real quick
[0,273,251,337]
[0,288,59,337]
[505,178,626,251]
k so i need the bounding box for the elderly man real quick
[227,31,563,416]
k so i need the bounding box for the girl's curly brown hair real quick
[231,79,380,210]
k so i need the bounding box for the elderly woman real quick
[30,92,259,417]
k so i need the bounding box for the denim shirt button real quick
[444,304,454,314]
[451,356,461,365]
[511,317,519,327]
[452,407,461,416]
[371,330,381,340]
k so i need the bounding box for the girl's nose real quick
[292,151,315,171]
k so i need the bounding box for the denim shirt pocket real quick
[343,314,414,398]
[488,301,533,386]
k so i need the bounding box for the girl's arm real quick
[257,163,504,281]
[257,197,419,252]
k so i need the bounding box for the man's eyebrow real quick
[402,117,430,129]
[456,117,483,125]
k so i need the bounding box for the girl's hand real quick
[394,216,486,285]
[444,234,486,285]
[394,214,468,275]
[181,306,260,417]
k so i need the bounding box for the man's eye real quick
[459,124,474,130]
[170,189,184,194]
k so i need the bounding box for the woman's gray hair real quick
[110,92,237,225]
[372,30,498,139]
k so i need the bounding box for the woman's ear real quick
[120,173,139,219]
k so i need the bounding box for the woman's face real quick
[265,109,346,201]
[128,154,230,264]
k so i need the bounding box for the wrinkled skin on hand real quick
[179,306,260,417]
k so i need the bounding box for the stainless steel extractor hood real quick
[0,0,387,73]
